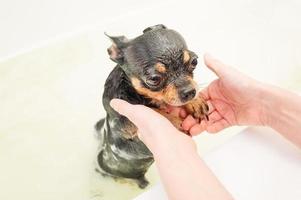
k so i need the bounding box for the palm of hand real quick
[205,78,250,126]
[183,75,263,135]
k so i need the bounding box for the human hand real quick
[110,99,197,156]
[182,54,268,135]
[110,99,233,200]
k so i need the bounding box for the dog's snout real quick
[180,88,196,102]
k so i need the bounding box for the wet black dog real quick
[95,24,208,188]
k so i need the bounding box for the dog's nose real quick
[180,88,196,102]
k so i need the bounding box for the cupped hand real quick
[182,54,267,135]
[110,98,234,200]
[110,99,197,156]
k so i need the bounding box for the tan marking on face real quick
[155,62,166,73]
[163,84,182,106]
[131,77,164,101]
[131,77,198,106]
[187,76,198,92]
[183,50,190,64]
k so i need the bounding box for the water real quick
[0,37,159,200]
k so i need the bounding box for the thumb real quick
[110,99,170,134]
[110,99,178,149]
[110,99,147,128]
[204,53,231,78]
[110,99,196,155]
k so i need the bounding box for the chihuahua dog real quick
[95,24,209,188]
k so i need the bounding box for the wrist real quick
[257,83,287,128]
[254,82,272,126]
[241,80,271,126]
[150,131,198,162]
[139,127,176,154]
[153,144,200,170]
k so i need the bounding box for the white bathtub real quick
[0,1,300,199]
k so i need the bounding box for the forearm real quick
[152,145,233,200]
[261,84,301,148]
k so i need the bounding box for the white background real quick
[1,0,301,88]
[0,0,165,58]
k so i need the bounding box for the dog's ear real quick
[105,33,129,64]
[143,24,167,33]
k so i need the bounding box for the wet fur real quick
[95,24,208,188]
[95,66,157,188]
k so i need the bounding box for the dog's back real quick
[95,66,154,188]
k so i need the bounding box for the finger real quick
[204,53,229,78]
[179,108,188,118]
[110,99,164,129]
[206,119,230,133]
[206,100,215,114]
[190,120,207,136]
[208,110,222,123]
[182,115,198,131]
[110,98,136,117]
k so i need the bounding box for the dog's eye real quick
[146,75,162,87]
[191,58,198,66]
[189,58,198,72]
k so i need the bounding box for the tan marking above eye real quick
[183,50,190,64]
[155,62,166,73]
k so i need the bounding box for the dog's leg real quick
[94,118,105,140]
[95,118,105,131]
[136,175,149,189]
[95,167,110,177]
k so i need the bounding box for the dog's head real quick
[106,24,199,106]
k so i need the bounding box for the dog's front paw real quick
[184,97,209,121]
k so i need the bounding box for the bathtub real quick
[0,1,301,199]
